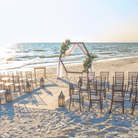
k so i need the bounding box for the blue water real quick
[0,43,138,70]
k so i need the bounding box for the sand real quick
[1,57,138,137]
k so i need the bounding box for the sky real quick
[0,0,138,45]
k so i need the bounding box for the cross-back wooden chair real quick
[25,71,37,87]
[89,80,103,112]
[4,71,14,92]
[127,72,138,91]
[13,75,25,95]
[16,71,26,84]
[0,72,5,90]
[131,78,138,115]
[129,76,138,101]
[95,76,106,99]
[0,77,6,103]
[78,76,90,98]
[109,83,126,114]
[69,83,84,111]
[100,71,110,91]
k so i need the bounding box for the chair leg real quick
[79,100,81,111]
[69,99,71,110]
[108,83,109,91]
[100,101,102,113]
[129,91,132,101]
[19,86,21,95]
[131,102,135,115]
[72,99,74,107]
[109,101,113,114]
[82,97,84,107]
[104,89,106,100]
[89,100,91,111]
[122,102,124,114]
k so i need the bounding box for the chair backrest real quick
[16,71,23,78]
[69,83,80,96]
[95,76,106,85]
[90,80,102,97]
[135,82,138,102]
[25,71,33,79]
[113,76,124,85]
[0,72,5,80]
[115,72,124,77]
[7,71,14,83]
[112,83,125,98]
[100,71,109,81]
[128,72,138,81]
[131,76,138,90]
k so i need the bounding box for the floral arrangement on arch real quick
[60,39,71,55]
[83,53,97,74]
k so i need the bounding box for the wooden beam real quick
[60,60,67,73]
[67,71,83,74]
[58,42,89,77]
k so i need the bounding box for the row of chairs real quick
[88,71,138,91]
[0,71,37,103]
[69,72,138,114]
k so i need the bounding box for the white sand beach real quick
[1,57,138,137]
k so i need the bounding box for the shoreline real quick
[1,55,138,72]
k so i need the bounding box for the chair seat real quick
[0,82,4,85]
[91,95,101,100]
[15,83,24,87]
[101,80,109,83]
[81,86,87,90]
[0,90,6,94]
[5,83,14,86]
[131,87,138,91]
[128,81,137,84]
[71,95,83,99]
[113,96,123,102]
[2,77,9,81]
[19,78,26,81]
[27,79,36,81]
[114,86,123,91]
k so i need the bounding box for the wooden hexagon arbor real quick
[57,42,90,78]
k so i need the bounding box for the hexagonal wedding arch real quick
[57,42,94,79]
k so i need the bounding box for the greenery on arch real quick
[60,39,71,56]
[83,53,97,74]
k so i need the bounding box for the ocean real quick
[0,43,138,71]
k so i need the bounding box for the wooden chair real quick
[0,72,5,90]
[13,75,25,95]
[89,81,103,112]
[131,79,138,115]
[69,83,84,111]
[109,84,126,114]
[100,71,110,91]
[95,76,106,99]
[0,82,6,103]
[78,76,90,98]
[129,76,138,101]
[4,71,14,92]
[127,72,138,91]
[16,71,26,84]
[25,71,37,87]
